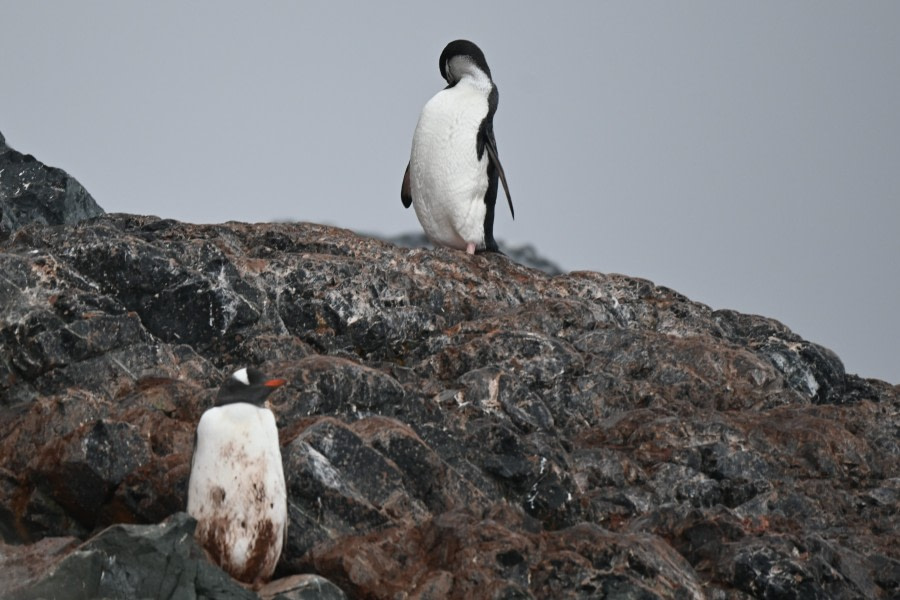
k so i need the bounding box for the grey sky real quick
[2,2,898,384]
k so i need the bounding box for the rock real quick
[259,574,347,600]
[0,150,898,598]
[0,535,80,596]
[309,506,705,599]
[381,230,564,275]
[0,131,105,237]
[4,512,256,600]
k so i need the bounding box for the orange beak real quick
[264,378,288,388]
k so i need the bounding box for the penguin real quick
[187,367,288,587]
[401,39,514,255]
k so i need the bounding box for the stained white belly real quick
[410,84,489,250]
[187,402,287,584]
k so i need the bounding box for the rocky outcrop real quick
[0,132,105,237]
[0,138,897,598]
[384,231,564,275]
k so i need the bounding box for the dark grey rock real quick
[0,132,105,236]
[713,309,858,404]
[6,512,256,600]
[733,543,828,600]
[31,419,152,531]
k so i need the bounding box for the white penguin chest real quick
[409,84,490,250]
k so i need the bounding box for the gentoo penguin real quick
[401,39,514,255]
[187,367,288,586]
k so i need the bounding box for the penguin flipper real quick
[483,136,514,219]
[186,429,198,510]
[401,162,413,208]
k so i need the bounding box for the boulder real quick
[3,512,256,600]
[0,132,105,236]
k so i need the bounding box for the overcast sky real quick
[2,2,897,384]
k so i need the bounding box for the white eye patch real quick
[232,367,250,385]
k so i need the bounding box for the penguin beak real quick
[264,378,287,388]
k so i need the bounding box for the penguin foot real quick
[466,242,476,255]
[475,240,505,256]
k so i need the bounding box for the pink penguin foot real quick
[466,242,476,255]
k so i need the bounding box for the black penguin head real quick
[439,39,492,86]
[215,366,286,407]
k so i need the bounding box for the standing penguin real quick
[187,367,288,587]
[401,39,514,255]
